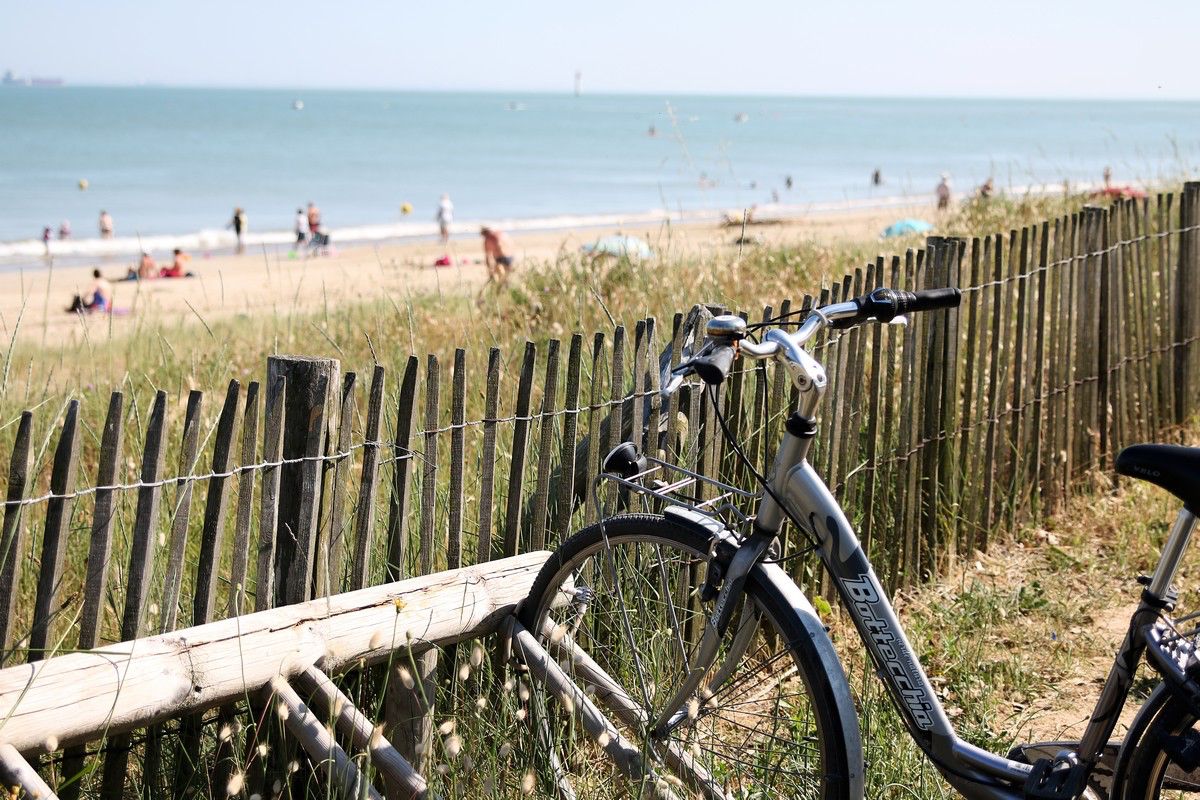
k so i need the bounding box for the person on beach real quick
[436,194,454,246]
[481,226,515,282]
[872,168,882,187]
[99,210,113,238]
[935,174,952,210]
[307,202,321,236]
[138,251,158,279]
[66,269,112,314]
[160,248,192,278]
[124,251,157,281]
[294,208,307,250]
[229,207,247,253]
[58,220,71,239]
[977,178,995,200]
[42,227,52,255]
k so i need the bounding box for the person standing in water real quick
[436,194,454,246]
[229,207,247,253]
[99,210,113,239]
[58,220,71,239]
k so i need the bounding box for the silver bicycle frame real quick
[723,305,1200,798]
[762,434,1035,798]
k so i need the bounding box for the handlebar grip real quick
[691,343,737,384]
[857,287,961,323]
[895,287,961,315]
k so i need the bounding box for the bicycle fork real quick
[648,526,776,739]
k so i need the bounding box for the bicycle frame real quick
[647,305,1200,797]
[755,419,1031,798]
[754,418,1200,798]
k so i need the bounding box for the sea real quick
[2,87,1199,268]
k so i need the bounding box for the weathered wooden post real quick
[0,411,33,667]
[1176,182,1200,425]
[266,355,340,606]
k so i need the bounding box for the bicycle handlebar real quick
[838,287,962,326]
[690,342,737,384]
[675,286,961,386]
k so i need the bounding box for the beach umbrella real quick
[881,219,934,238]
[581,234,653,259]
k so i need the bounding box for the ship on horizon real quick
[2,70,64,87]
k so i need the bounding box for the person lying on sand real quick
[66,269,112,314]
[159,248,194,278]
[481,226,514,282]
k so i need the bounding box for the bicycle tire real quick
[517,513,862,799]
[1112,682,1200,798]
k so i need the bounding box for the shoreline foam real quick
[0,182,1091,272]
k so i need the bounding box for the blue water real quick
[2,86,1199,246]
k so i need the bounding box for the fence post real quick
[0,411,33,666]
[477,348,502,562]
[503,342,537,557]
[1177,182,1200,424]
[98,391,167,800]
[351,365,386,588]
[256,375,286,611]
[267,355,340,606]
[179,379,242,796]
[29,399,82,662]
[386,356,419,580]
[228,380,261,616]
[322,371,357,595]
[160,391,204,633]
[530,339,561,552]
[60,393,124,799]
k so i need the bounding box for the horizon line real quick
[8,80,1200,103]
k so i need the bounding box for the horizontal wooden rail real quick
[0,552,549,755]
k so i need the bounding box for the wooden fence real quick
[1,182,1198,796]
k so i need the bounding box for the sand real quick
[0,203,930,346]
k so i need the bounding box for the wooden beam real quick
[295,665,427,799]
[0,552,548,754]
[0,742,59,799]
[265,675,382,800]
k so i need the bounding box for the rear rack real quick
[1145,614,1200,716]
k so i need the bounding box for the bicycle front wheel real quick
[517,514,861,799]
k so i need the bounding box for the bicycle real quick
[509,285,1200,799]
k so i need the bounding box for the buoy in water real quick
[78,178,89,190]
[400,202,413,215]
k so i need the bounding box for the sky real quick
[3,1,1199,99]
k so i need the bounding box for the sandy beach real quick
[0,203,928,346]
